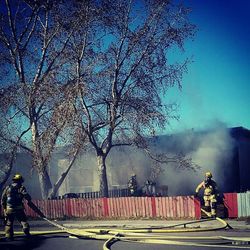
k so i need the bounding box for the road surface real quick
[0,226,249,250]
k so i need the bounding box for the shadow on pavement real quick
[0,234,68,250]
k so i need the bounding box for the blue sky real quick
[1,1,249,134]
[165,0,250,133]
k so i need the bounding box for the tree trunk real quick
[48,147,79,199]
[48,172,67,199]
[38,170,52,199]
[97,154,109,197]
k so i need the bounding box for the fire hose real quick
[42,214,250,250]
[1,204,249,249]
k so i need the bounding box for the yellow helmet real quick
[205,171,212,178]
[12,174,24,183]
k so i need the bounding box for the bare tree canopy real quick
[0,0,86,198]
[0,0,197,198]
[68,0,197,197]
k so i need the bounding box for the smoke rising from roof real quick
[108,123,235,196]
[157,124,235,195]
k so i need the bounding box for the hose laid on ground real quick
[1,210,249,250]
[100,209,248,249]
[42,213,249,250]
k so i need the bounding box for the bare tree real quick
[0,0,85,198]
[0,0,197,199]
[70,0,197,197]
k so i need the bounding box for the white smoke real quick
[60,122,236,196]
[157,122,235,195]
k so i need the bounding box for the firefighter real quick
[128,173,137,196]
[144,180,156,196]
[1,174,32,240]
[195,171,219,217]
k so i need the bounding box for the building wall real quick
[238,139,250,192]
[55,127,250,196]
[0,153,41,198]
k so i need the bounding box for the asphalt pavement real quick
[0,218,249,250]
[60,218,250,230]
[1,217,249,232]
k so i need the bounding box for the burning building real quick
[1,126,250,198]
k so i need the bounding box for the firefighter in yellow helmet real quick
[195,171,219,217]
[128,173,138,196]
[1,174,32,241]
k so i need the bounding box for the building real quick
[1,127,249,198]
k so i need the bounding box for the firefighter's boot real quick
[5,223,14,241]
[22,222,31,237]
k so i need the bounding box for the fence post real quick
[194,197,201,219]
[223,193,238,218]
[151,197,156,218]
[103,197,109,217]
